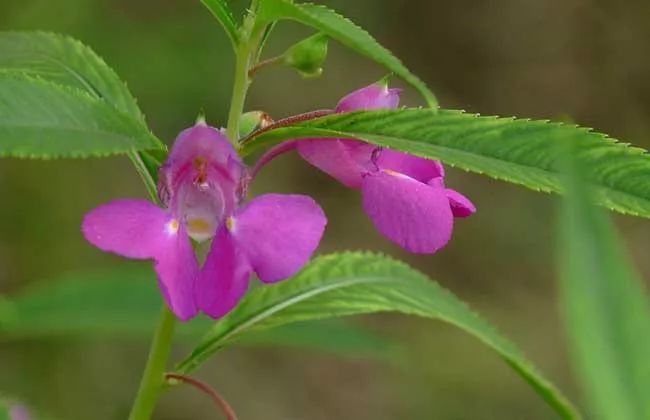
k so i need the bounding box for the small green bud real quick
[282,33,329,78]
[239,111,274,138]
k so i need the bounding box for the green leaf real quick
[0,73,161,158]
[200,0,239,47]
[242,108,650,218]
[176,252,580,419]
[0,31,165,190]
[0,265,197,338]
[0,31,146,123]
[236,319,394,359]
[257,0,438,108]
[558,151,650,419]
[0,266,391,359]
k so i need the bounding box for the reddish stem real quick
[240,109,334,144]
[247,55,283,78]
[165,373,238,420]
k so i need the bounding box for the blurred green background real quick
[1,0,649,418]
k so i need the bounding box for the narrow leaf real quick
[0,266,390,359]
[0,73,160,158]
[0,31,146,123]
[176,252,580,419]
[558,152,650,419]
[200,0,239,46]
[257,0,438,108]
[242,108,650,218]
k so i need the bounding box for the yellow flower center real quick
[186,217,216,242]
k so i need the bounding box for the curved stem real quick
[165,373,238,420]
[128,306,177,420]
[247,55,282,78]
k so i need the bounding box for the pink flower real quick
[258,82,475,253]
[9,404,31,420]
[82,123,326,320]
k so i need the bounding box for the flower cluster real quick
[82,82,475,320]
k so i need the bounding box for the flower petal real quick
[377,149,445,182]
[361,172,453,253]
[159,123,244,211]
[445,188,477,218]
[230,194,327,283]
[196,226,252,319]
[154,224,199,321]
[296,139,375,188]
[82,199,198,320]
[291,83,400,188]
[82,199,171,259]
[166,123,241,177]
[335,83,401,112]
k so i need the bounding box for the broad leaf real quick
[558,152,650,419]
[0,31,146,123]
[257,0,438,108]
[242,108,650,218]
[0,32,164,195]
[176,252,580,419]
[0,73,161,158]
[201,0,239,46]
[0,266,391,359]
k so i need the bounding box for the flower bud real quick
[282,33,328,78]
[238,111,273,138]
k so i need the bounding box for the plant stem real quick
[225,41,253,144]
[247,55,282,78]
[128,306,177,420]
[165,373,238,420]
[225,0,266,145]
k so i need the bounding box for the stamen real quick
[193,156,208,184]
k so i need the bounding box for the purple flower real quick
[9,404,31,420]
[258,82,475,253]
[82,123,326,320]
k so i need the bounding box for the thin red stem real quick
[247,55,283,78]
[240,109,334,144]
[165,373,238,420]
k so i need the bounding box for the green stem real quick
[225,41,253,144]
[225,0,266,144]
[128,306,177,420]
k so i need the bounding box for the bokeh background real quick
[1,0,650,418]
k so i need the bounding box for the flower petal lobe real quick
[361,172,453,253]
[231,194,327,283]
